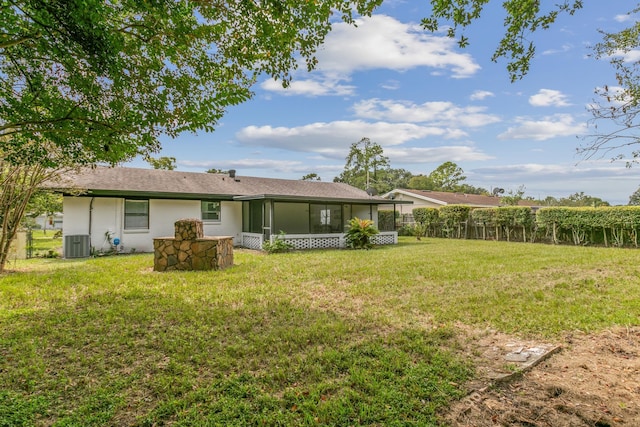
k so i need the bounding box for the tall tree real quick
[407,174,435,190]
[0,0,382,271]
[334,137,390,192]
[374,168,413,194]
[1,0,382,167]
[428,161,466,191]
[0,159,62,271]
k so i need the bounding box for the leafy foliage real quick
[472,207,535,242]
[581,5,640,165]
[541,192,610,207]
[500,185,526,206]
[25,190,62,221]
[1,0,382,167]
[439,205,471,238]
[629,186,640,206]
[412,207,440,225]
[421,0,583,82]
[536,206,640,246]
[301,173,321,181]
[438,205,471,226]
[0,0,381,270]
[206,168,228,174]
[262,232,294,254]
[334,137,389,193]
[428,161,466,191]
[407,174,435,190]
[407,163,487,194]
[0,161,62,272]
[345,217,379,249]
[146,156,176,171]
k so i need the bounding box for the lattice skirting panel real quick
[372,232,397,245]
[245,232,397,251]
[283,236,342,250]
[242,234,263,250]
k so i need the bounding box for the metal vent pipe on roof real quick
[228,169,236,178]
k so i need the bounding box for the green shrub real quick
[397,224,415,236]
[262,231,294,254]
[345,217,379,249]
[412,222,429,240]
[439,205,471,238]
[412,207,439,225]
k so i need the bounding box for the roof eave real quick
[62,189,236,201]
[233,194,390,204]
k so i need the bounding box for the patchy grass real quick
[1,237,639,425]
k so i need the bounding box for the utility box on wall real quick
[64,235,90,258]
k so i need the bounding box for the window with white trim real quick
[124,199,149,230]
[201,201,221,221]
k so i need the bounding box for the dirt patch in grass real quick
[445,326,640,426]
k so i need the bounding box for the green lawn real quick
[1,237,639,425]
[29,229,63,257]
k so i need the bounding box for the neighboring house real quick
[381,189,539,221]
[49,167,397,257]
[34,213,63,230]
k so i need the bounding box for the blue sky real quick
[129,1,640,205]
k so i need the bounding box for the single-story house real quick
[380,188,539,221]
[33,213,63,230]
[49,167,398,257]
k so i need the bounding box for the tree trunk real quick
[0,163,61,273]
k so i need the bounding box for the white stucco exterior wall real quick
[203,201,242,241]
[63,196,243,255]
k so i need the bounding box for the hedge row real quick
[405,205,640,247]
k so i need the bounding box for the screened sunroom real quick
[238,196,397,250]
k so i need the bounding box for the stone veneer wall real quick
[153,218,233,271]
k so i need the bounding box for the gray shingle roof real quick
[49,167,387,204]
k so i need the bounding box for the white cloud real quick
[236,120,468,157]
[261,14,480,96]
[620,49,640,63]
[542,44,572,55]
[470,90,495,101]
[317,15,479,77]
[602,48,640,64]
[614,14,632,23]
[353,98,501,127]
[381,80,401,90]
[469,161,640,204]
[498,114,587,141]
[385,146,493,163]
[529,89,571,107]
[260,78,355,96]
[180,158,306,172]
